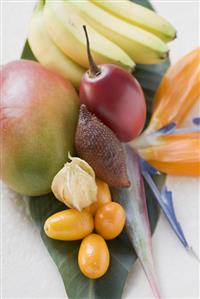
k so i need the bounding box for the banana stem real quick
[83,25,101,78]
[36,0,45,11]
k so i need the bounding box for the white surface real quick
[1,1,200,298]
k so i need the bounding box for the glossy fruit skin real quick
[0,60,79,196]
[84,178,112,215]
[95,202,126,240]
[78,234,110,279]
[44,209,94,241]
[80,64,146,142]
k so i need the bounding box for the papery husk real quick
[51,154,97,211]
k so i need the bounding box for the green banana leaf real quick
[28,179,160,299]
[21,0,170,298]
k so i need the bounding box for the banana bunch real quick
[28,1,85,89]
[28,0,176,88]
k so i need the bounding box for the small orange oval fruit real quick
[44,209,94,241]
[78,234,110,279]
[84,178,112,215]
[94,202,125,240]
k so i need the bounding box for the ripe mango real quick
[0,60,79,196]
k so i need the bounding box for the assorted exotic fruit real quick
[1,0,199,298]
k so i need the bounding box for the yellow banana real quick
[43,0,135,71]
[68,0,168,64]
[92,0,176,42]
[28,2,85,89]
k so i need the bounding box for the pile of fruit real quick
[1,0,199,298]
[45,178,126,279]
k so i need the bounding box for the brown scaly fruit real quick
[75,104,130,188]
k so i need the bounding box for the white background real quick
[1,1,200,298]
